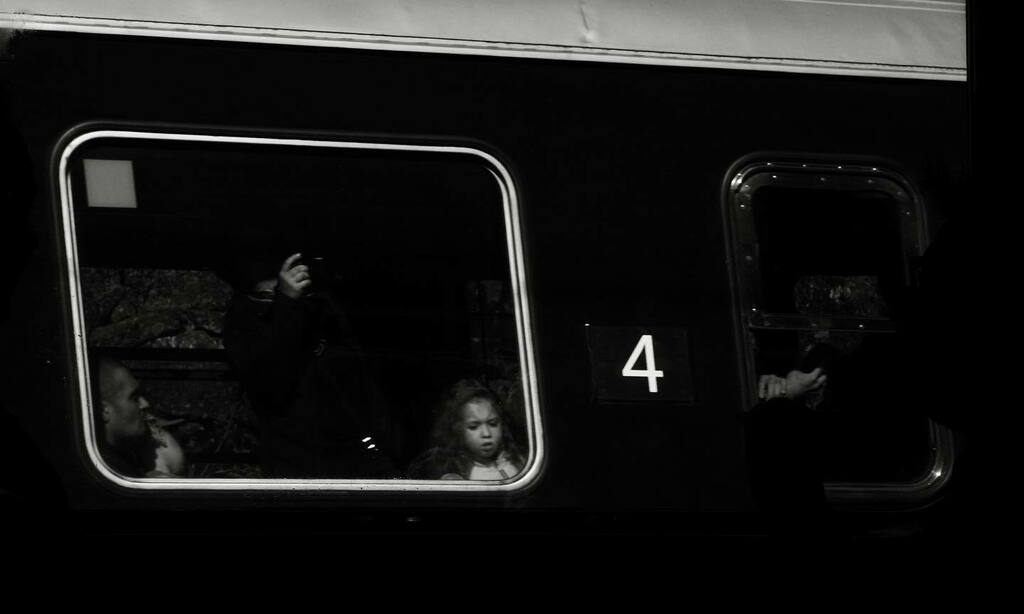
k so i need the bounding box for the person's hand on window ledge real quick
[758,374,787,400]
[757,368,826,401]
[783,367,826,401]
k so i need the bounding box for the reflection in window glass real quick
[792,275,886,318]
[69,134,533,484]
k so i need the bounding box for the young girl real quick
[408,380,525,480]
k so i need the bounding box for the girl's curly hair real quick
[408,379,524,479]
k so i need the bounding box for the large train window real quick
[58,125,542,493]
[725,156,953,507]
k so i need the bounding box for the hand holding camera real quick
[278,253,311,299]
[278,253,333,300]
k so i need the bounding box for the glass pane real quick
[752,186,905,316]
[70,135,530,483]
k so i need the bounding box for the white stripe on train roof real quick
[1,0,965,81]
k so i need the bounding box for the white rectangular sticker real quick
[84,159,137,208]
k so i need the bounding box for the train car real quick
[0,0,974,539]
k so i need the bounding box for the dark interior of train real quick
[70,137,525,478]
[754,186,906,316]
[749,184,932,483]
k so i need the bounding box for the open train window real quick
[724,155,953,507]
[58,124,542,493]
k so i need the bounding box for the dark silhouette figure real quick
[223,252,400,478]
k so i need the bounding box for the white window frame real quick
[58,125,545,493]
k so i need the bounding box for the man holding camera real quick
[223,252,399,479]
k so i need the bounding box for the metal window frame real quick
[54,122,545,494]
[722,153,953,508]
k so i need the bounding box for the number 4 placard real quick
[586,325,694,403]
[621,334,664,393]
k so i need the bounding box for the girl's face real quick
[460,399,503,462]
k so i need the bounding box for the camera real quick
[307,255,328,290]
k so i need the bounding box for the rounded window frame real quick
[55,122,545,495]
[722,152,954,509]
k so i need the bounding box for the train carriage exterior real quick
[0,1,976,538]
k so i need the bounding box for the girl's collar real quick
[471,450,507,467]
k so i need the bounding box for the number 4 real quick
[621,334,665,393]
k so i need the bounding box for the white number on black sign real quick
[621,334,665,393]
